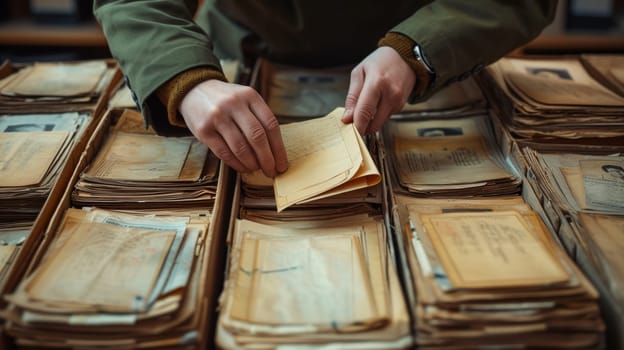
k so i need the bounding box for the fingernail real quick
[342,108,352,119]
[277,162,289,174]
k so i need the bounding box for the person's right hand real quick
[179,79,288,178]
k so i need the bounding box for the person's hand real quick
[342,46,416,135]
[179,79,288,177]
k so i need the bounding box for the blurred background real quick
[0,0,623,63]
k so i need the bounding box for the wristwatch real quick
[409,43,436,103]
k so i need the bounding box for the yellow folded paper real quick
[273,107,381,212]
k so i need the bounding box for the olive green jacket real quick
[94,0,557,135]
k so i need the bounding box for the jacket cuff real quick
[156,67,227,128]
[378,32,431,98]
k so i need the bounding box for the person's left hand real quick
[341,46,416,135]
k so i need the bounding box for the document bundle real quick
[481,56,624,140]
[393,197,604,349]
[72,110,220,210]
[383,114,521,197]
[0,60,117,114]
[216,216,411,349]
[3,207,215,349]
[521,148,624,345]
[239,107,383,220]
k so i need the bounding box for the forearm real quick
[94,0,224,133]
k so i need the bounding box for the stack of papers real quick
[580,54,624,97]
[521,148,624,337]
[239,108,382,219]
[216,216,411,349]
[523,149,624,214]
[3,207,213,349]
[383,115,521,197]
[396,197,604,349]
[0,112,89,225]
[574,213,624,313]
[483,57,624,140]
[0,60,116,113]
[72,110,220,209]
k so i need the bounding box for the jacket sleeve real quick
[93,0,223,136]
[389,0,558,97]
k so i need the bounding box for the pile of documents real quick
[481,56,624,140]
[394,197,604,349]
[239,107,383,219]
[72,110,220,209]
[3,207,214,349]
[522,149,624,214]
[0,60,117,113]
[580,54,624,97]
[521,148,624,346]
[216,216,412,349]
[574,214,623,348]
[383,114,521,197]
[0,112,90,225]
[0,60,118,306]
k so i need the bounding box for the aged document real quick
[11,207,200,316]
[2,206,213,349]
[501,57,624,106]
[111,109,211,181]
[25,221,175,313]
[114,109,154,134]
[580,54,624,96]
[613,67,624,86]
[220,217,395,344]
[274,108,380,212]
[394,136,510,186]
[231,234,376,327]
[0,245,17,273]
[1,61,108,97]
[528,150,624,213]
[0,112,87,133]
[580,159,624,210]
[402,199,604,349]
[267,65,349,118]
[384,116,520,197]
[85,131,192,181]
[420,211,569,289]
[578,213,624,308]
[73,122,217,209]
[506,71,624,106]
[0,131,68,187]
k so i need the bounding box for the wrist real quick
[378,32,436,102]
[156,67,227,128]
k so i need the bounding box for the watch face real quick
[413,44,435,76]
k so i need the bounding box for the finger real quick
[216,118,259,173]
[366,95,393,134]
[233,107,279,178]
[342,67,365,123]
[250,99,289,174]
[204,132,249,174]
[353,78,381,135]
